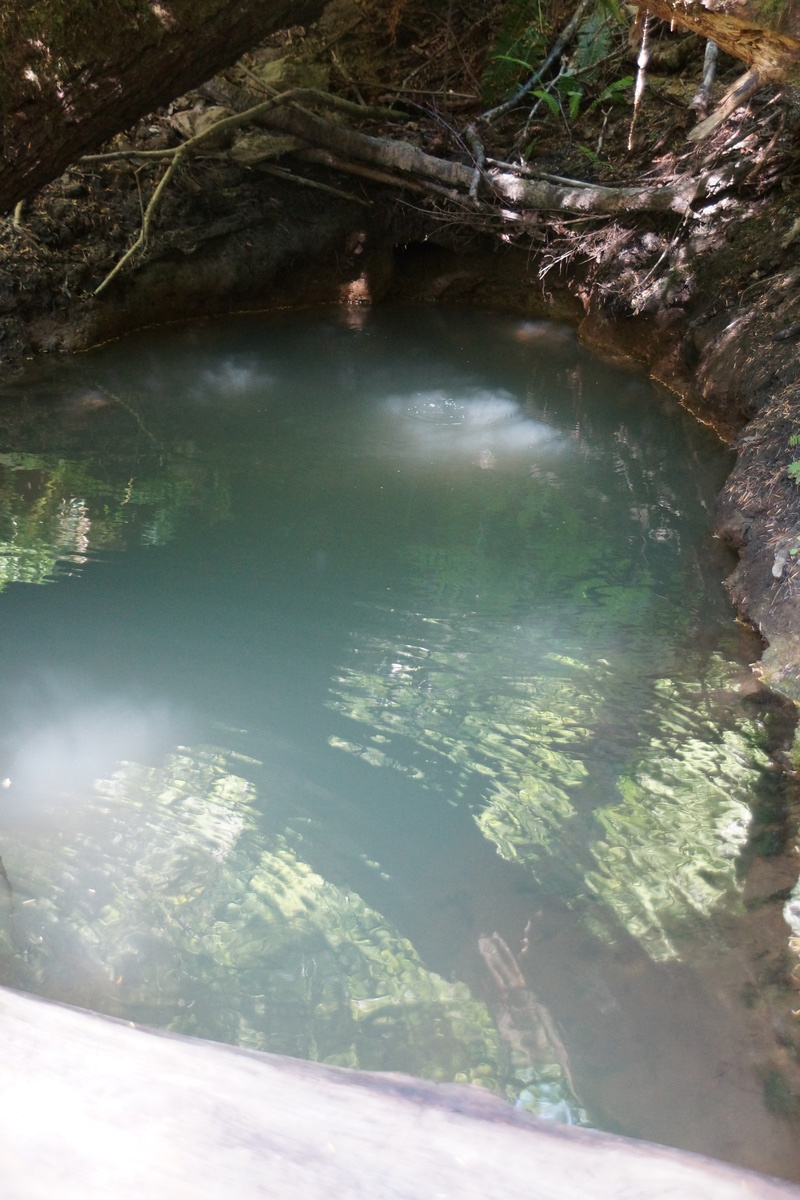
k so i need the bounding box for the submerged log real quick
[0,985,798,1199]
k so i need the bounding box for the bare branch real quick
[690,41,719,118]
[263,104,705,215]
[688,67,764,142]
[256,162,372,206]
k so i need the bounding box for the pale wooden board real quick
[0,985,797,1199]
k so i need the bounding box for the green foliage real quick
[0,451,225,587]
[530,68,632,126]
[481,0,549,105]
[481,0,631,124]
[587,75,634,112]
[572,10,614,77]
[585,687,768,961]
[787,434,800,484]
[3,742,591,1116]
[530,87,561,118]
[6,746,507,1086]
[542,74,585,120]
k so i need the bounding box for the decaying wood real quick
[630,0,800,81]
[688,65,765,141]
[479,932,580,1105]
[629,0,800,136]
[0,985,797,1200]
[690,40,720,118]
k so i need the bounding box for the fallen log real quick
[89,88,716,296]
[260,103,704,215]
[629,0,800,137]
[0,985,798,1199]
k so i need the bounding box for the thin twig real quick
[628,11,650,152]
[597,108,611,157]
[236,62,279,97]
[485,158,603,188]
[330,49,366,107]
[357,85,479,99]
[400,8,490,87]
[98,385,160,444]
[297,148,473,204]
[80,146,181,164]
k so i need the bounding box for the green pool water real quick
[0,306,795,1178]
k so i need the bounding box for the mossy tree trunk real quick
[0,0,324,214]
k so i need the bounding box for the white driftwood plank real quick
[0,985,797,1200]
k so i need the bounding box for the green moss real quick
[0,0,164,119]
[1,0,159,68]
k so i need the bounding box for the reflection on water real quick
[0,308,796,1174]
[6,748,504,1080]
[382,387,559,461]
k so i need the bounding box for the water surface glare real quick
[0,307,796,1178]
